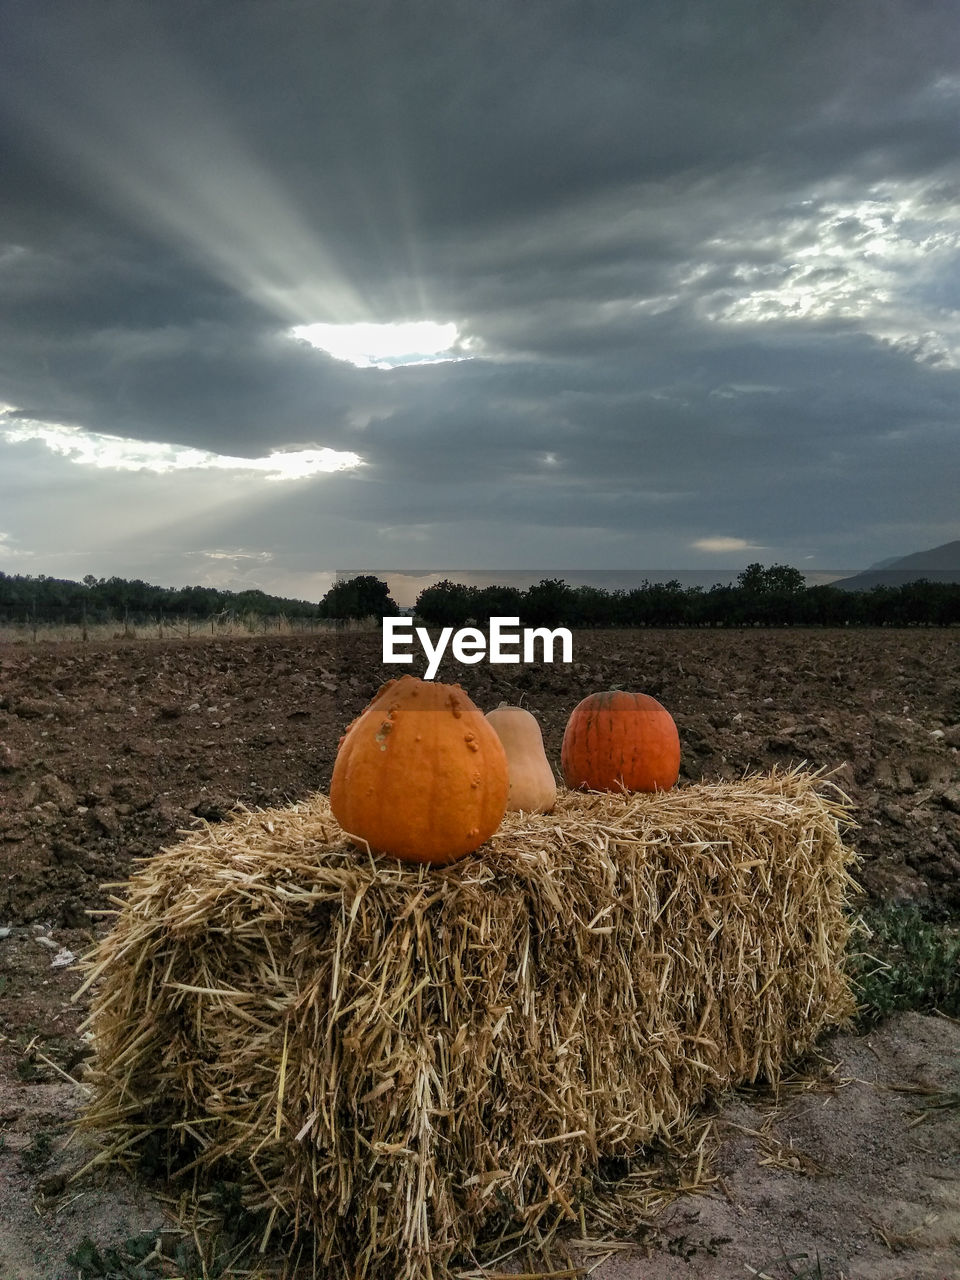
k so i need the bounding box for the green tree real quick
[414,580,476,626]
[319,575,399,620]
[737,563,805,595]
[520,579,575,626]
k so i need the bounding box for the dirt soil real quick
[1,627,959,1278]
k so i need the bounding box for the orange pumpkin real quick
[330,675,509,864]
[560,690,680,793]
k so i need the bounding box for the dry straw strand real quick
[78,766,858,1279]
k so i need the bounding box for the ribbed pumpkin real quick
[330,675,509,864]
[485,704,557,814]
[560,690,681,793]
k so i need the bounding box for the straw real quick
[77,766,858,1279]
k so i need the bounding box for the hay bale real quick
[77,768,858,1279]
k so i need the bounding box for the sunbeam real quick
[2,7,449,334]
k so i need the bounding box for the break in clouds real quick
[1,0,959,593]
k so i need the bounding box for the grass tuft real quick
[848,901,960,1026]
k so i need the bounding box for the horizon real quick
[4,561,957,611]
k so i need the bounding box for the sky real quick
[2,0,959,602]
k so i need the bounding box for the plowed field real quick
[1,628,958,1279]
[2,628,958,926]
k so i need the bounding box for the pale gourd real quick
[484,704,557,814]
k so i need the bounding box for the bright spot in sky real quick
[692,536,765,553]
[291,320,461,369]
[2,417,363,480]
[696,184,960,366]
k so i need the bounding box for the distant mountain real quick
[867,554,902,570]
[832,539,960,590]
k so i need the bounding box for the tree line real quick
[2,566,958,629]
[0,571,384,626]
[411,565,960,628]
[0,570,402,628]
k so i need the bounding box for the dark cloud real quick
[1,0,959,586]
